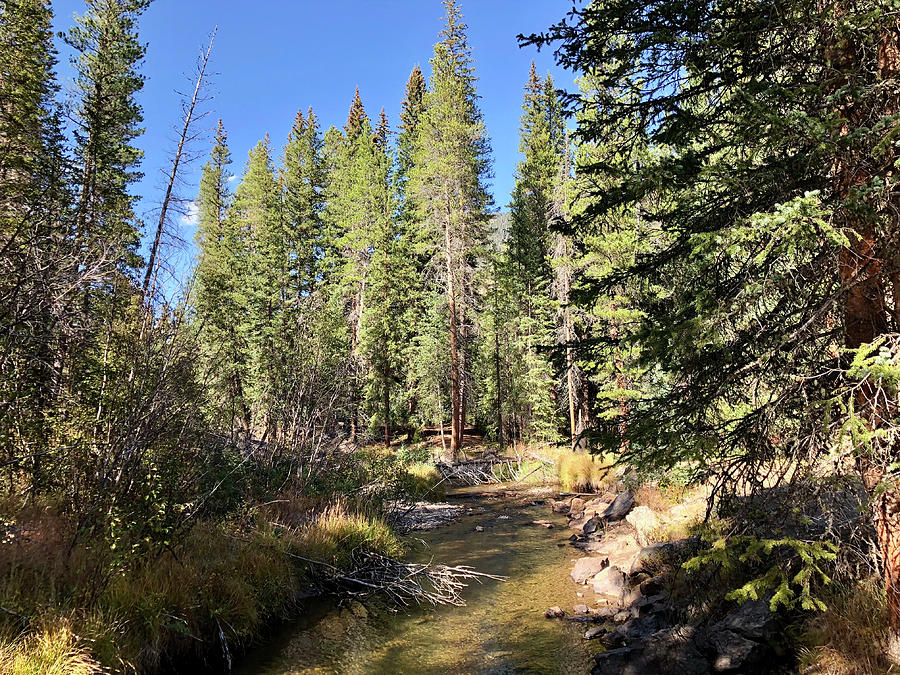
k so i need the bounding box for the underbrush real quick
[0,497,401,672]
[401,463,446,499]
[797,576,891,674]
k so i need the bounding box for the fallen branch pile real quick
[318,551,507,606]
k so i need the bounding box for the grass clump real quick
[0,620,99,675]
[557,452,616,492]
[797,576,891,674]
[0,497,404,672]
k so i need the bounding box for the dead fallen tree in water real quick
[315,551,507,606]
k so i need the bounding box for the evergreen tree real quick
[282,107,325,298]
[0,0,70,490]
[194,121,252,437]
[493,65,568,444]
[410,0,492,455]
[529,0,900,653]
[231,136,282,436]
[67,0,150,272]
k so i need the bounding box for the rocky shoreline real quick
[546,490,785,674]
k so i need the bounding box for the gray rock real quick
[593,626,710,675]
[600,615,661,647]
[613,610,632,623]
[573,603,590,614]
[583,516,602,535]
[545,606,566,619]
[629,541,675,575]
[590,606,620,619]
[584,625,606,640]
[712,598,775,642]
[571,556,609,584]
[570,497,586,513]
[551,500,570,513]
[710,630,758,672]
[591,565,627,600]
[602,491,635,522]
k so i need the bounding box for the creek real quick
[237,485,605,674]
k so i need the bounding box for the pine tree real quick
[0,0,70,490]
[230,136,282,436]
[67,0,150,272]
[282,107,325,298]
[0,0,64,226]
[529,0,900,653]
[493,66,568,444]
[410,0,492,455]
[194,121,251,437]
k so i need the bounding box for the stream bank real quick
[238,485,606,674]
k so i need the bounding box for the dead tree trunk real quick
[142,28,216,300]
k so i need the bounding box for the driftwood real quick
[316,550,507,607]
[436,455,554,486]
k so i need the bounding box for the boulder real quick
[711,598,775,642]
[591,565,627,600]
[551,500,570,513]
[629,541,675,575]
[573,603,590,615]
[602,491,635,522]
[599,615,661,647]
[545,606,566,619]
[710,630,758,672]
[594,626,710,675]
[571,556,609,584]
[583,516,602,535]
[584,497,610,513]
[570,497,586,514]
[590,606,620,619]
[626,505,662,546]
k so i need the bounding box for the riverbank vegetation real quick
[5,0,900,670]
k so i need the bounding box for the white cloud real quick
[227,174,237,183]
[179,201,199,228]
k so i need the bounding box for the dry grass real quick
[0,620,100,675]
[797,576,892,675]
[402,463,446,499]
[557,452,616,492]
[0,497,403,671]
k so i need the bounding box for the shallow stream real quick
[237,486,604,674]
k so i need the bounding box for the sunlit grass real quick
[0,621,99,675]
[0,497,403,671]
[402,463,446,499]
[557,452,616,492]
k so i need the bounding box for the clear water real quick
[239,487,604,674]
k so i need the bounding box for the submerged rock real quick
[545,606,566,619]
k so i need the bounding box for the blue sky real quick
[49,1,574,282]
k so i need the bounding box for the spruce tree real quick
[194,121,251,437]
[529,0,900,653]
[230,136,282,436]
[410,0,492,455]
[282,107,325,298]
[68,0,150,272]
